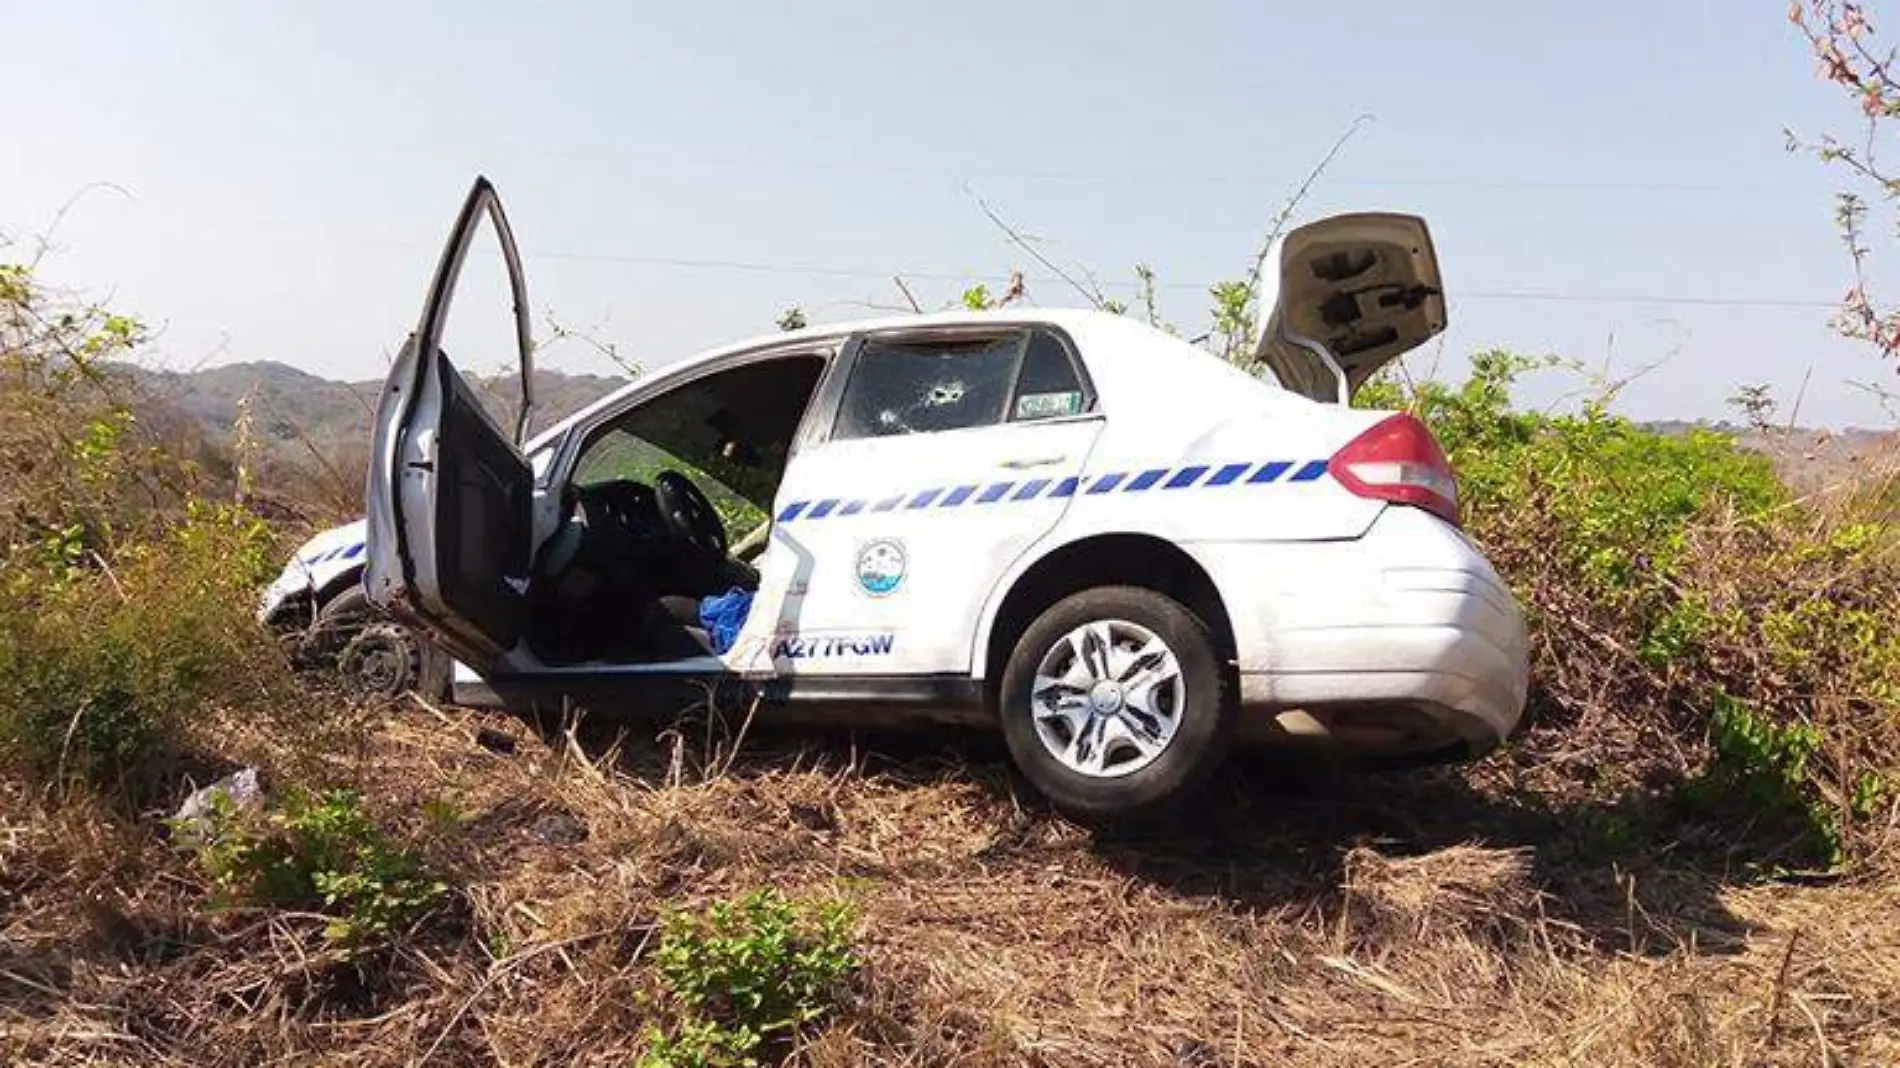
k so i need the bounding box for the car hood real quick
[257,519,369,622]
[290,519,368,566]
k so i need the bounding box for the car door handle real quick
[1001,455,1068,470]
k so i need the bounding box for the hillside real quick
[99,360,628,520]
[122,361,1895,500]
[126,359,628,464]
[1649,419,1898,494]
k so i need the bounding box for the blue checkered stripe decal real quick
[303,541,366,565]
[776,459,1330,524]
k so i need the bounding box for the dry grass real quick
[5,701,1898,1067]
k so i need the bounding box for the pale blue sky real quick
[3,1,1892,425]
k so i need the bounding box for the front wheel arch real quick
[310,579,451,701]
[311,565,368,611]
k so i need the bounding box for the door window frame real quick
[542,337,848,496]
[812,322,1101,447]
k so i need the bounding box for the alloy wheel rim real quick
[1029,618,1184,779]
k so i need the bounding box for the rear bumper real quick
[1235,622,1526,756]
[1189,507,1530,757]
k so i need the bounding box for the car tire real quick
[306,584,376,660]
[998,586,1234,823]
[311,584,449,702]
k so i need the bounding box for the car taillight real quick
[1326,413,1461,527]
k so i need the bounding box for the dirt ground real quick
[4,699,1897,1066]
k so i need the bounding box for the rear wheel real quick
[998,586,1233,822]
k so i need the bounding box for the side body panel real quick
[966,314,1391,677]
[757,414,1104,676]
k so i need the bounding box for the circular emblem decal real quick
[855,538,907,596]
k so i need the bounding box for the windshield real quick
[573,426,770,535]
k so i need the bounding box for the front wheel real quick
[307,585,449,701]
[998,586,1234,823]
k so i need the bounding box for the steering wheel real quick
[655,470,728,559]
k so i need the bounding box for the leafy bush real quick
[182,786,447,948]
[1685,694,1834,855]
[0,256,303,803]
[0,500,294,799]
[1362,353,1900,869]
[642,888,858,1067]
[1,264,217,559]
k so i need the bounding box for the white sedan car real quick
[270,178,1528,820]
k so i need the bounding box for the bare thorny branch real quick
[1241,113,1376,305]
[27,182,134,272]
[955,114,1374,368]
[1790,2,1900,369]
[542,312,642,381]
[965,186,1111,310]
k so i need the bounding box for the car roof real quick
[527,306,1296,451]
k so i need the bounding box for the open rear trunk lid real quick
[1252,212,1447,402]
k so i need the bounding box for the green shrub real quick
[1,259,301,803]
[1361,353,1900,869]
[0,500,294,800]
[640,1017,767,1068]
[1685,694,1836,862]
[1,265,210,560]
[182,786,447,949]
[642,888,858,1067]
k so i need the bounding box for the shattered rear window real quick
[833,333,1024,439]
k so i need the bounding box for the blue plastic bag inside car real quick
[698,588,754,655]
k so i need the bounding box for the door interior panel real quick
[434,351,531,649]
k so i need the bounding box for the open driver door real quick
[364,176,537,671]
